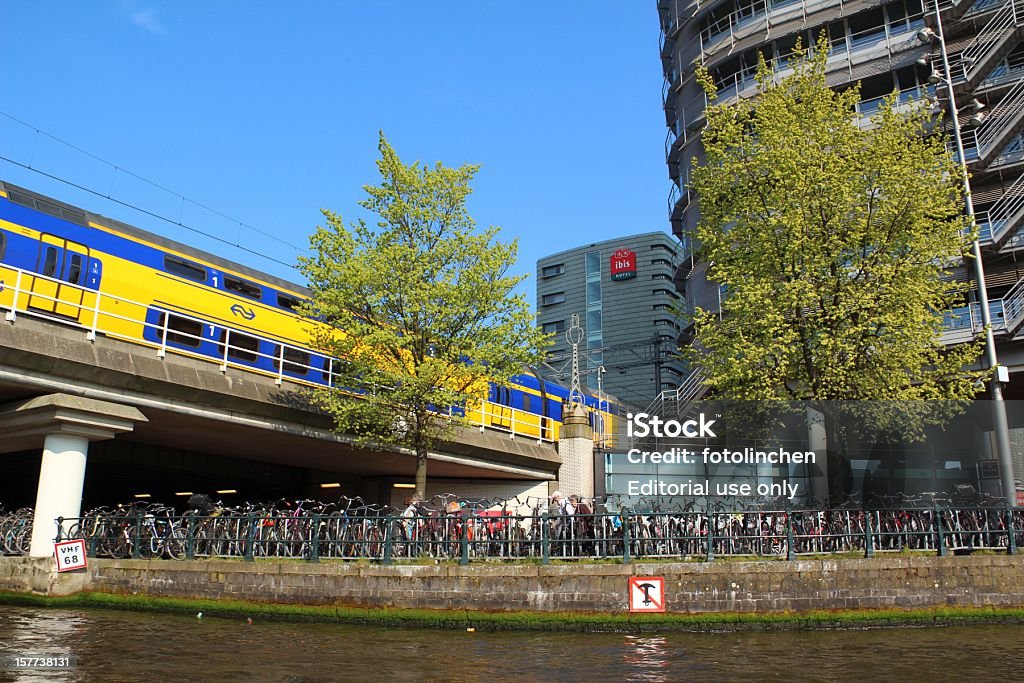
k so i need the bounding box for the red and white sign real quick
[610,249,636,281]
[628,576,665,612]
[54,539,87,572]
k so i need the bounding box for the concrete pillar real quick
[557,403,595,499]
[29,433,89,556]
[0,393,147,558]
[806,407,829,506]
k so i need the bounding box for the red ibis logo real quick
[610,249,636,281]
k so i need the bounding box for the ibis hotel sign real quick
[610,248,636,281]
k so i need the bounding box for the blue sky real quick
[1,1,670,308]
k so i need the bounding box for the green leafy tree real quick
[686,41,986,503]
[688,41,983,404]
[299,133,548,498]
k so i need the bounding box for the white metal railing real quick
[966,0,1005,16]
[711,18,924,106]
[1000,275,1024,332]
[699,0,854,55]
[979,170,1024,245]
[948,0,1023,84]
[0,263,556,444]
[941,299,1007,343]
[972,77,1024,160]
[977,46,1024,90]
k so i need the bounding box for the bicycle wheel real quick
[166,526,188,560]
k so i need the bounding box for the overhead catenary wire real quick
[0,110,308,273]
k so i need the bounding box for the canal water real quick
[1,604,1023,682]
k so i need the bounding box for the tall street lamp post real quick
[922,2,1016,503]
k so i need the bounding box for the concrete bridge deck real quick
[0,314,562,483]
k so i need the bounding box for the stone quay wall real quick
[2,555,1023,614]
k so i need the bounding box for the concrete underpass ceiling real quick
[113,406,532,481]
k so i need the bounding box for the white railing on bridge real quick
[0,263,556,444]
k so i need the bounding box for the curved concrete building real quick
[658,0,1024,487]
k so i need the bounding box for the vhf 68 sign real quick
[54,540,88,572]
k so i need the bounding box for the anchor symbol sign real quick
[628,576,665,612]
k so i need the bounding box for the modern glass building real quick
[536,232,689,408]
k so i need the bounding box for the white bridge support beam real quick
[0,394,147,558]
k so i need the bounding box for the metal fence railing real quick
[15,506,1019,565]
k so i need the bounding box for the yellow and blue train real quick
[0,180,620,442]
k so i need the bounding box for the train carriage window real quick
[164,256,207,282]
[225,276,262,300]
[67,254,83,284]
[523,394,532,412]
[37,200,63,218]
[42,247,58,277]
[278,293,303,311]
[272,346,312,375]
[157,313,203,348]
[218,329,261,362]
[0,232,6,259]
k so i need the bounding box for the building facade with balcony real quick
[536,232,689,409]
[658,0,1024,494]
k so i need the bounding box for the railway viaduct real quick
[0,314,565,555]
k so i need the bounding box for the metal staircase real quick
[1001,276,1024,337]
[979,170,1024,248]
[961,77,1024,165]
[948,0,1024,91]
[626,365,708,451]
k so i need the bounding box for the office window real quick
[542,292,566,306]
[541,263,565,278]
[542,320,566,334]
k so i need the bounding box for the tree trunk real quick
[415,447,428,500]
